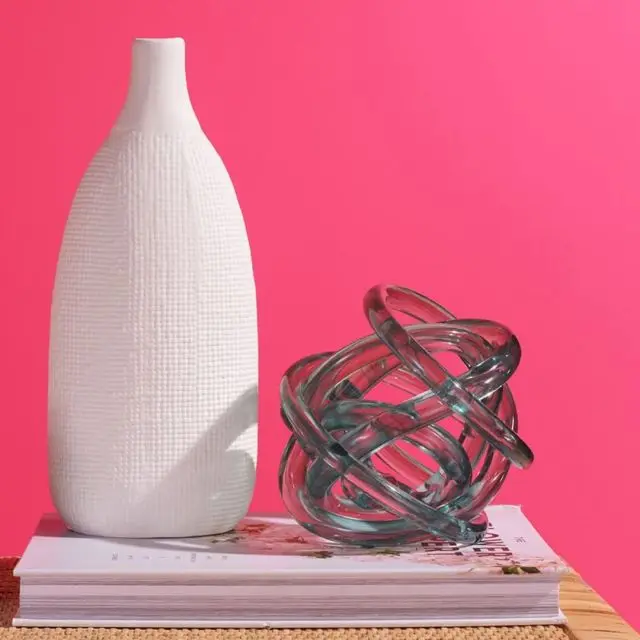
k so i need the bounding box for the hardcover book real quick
[13,505,567,628]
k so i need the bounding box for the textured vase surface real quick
[48,37,258,538]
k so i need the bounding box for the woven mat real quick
[0,558,569,639]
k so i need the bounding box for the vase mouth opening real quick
[134,37,185,46]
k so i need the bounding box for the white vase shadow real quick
[49,384,258,539]
[125,383,259,536]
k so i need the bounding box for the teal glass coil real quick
[279,285,533,547]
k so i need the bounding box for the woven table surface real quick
[0,557,635,640]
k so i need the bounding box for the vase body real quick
[48,38,258,538]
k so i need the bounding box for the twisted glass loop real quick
[279,285,533,547]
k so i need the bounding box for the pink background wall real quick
[0,0,638,630]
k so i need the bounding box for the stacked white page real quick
[13,505,568,628]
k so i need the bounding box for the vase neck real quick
[114,38,201,134]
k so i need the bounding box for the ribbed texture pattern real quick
[48,129,258,538]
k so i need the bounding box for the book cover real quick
[15,505,567,581]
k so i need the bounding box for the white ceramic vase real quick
[48,37,258,538]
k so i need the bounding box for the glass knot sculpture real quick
[279,284,534,547]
